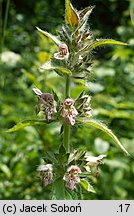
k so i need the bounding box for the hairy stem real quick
[63,75,70,153]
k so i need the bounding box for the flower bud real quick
[76,94,92,117]
[40,93,54,105]
[85,154,106,177]
[33,88,57,121]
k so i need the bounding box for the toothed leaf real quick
[78,118,129,155]
[85,39,128,52]
[79,5,95,19]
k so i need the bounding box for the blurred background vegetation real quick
[0,0,134,199]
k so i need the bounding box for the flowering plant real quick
[8,0,129,199]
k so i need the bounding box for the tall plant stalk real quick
[7,0,129,199]
[63,75,71,153]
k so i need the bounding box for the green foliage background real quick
[0,0,134,199]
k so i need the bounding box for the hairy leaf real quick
[36,27,61,46]
[7,119,47,133]
[78,118,129,155]
[84,39,128,52]
[65,0,79,28]
[79,5,95,19]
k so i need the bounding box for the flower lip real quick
[85,154,106,163]
[37,164,53,172]
[33,87,42,96]
[54,53,66,60]
[37,165,49,172]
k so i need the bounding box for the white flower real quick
[85,154,106,163]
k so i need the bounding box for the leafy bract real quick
[80,179,96,193]
[78,5,95,31]
[78,118,129,155]
[84,39,128,52]
[65,0,79,28]
[36,27,61,46]
[79,6,95,19]
[7,119,47,133]
[40,61,72,75]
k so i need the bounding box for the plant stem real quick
[1,0,10,54]
[63,75,70,153]
[65,75,70,97]
[63,122,70,153]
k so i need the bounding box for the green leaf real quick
[36,27,61,46]
[52,178,66,200]
[84,39,128,52]
[78,118,129,155]
[40,61,72,75]
[51,89,59,103]
[65,0,79,28]
[7,119,47,133]
[80,179,96,193]
[59,144,66,154]
[44,151,58,164]
[65,190,74,200]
